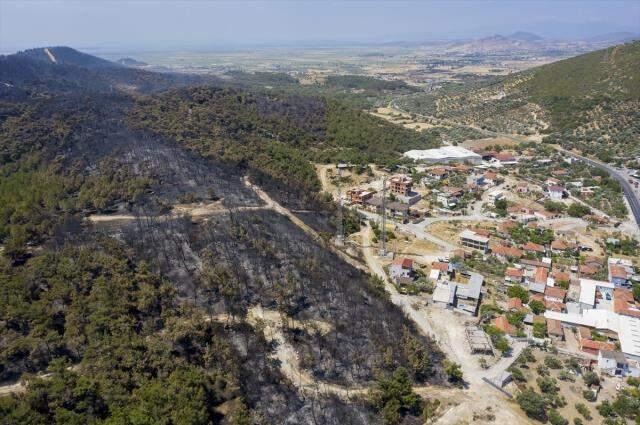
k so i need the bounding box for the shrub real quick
[444,361,464,385]
[509,367,526,382]
[582,390,596,402]
[537,376,558,394]
[544,356,563,369]
[529,300,546,314]
[507,285,530,303]
[548,409,568,425]
[533,322,547,338]
[516,388,548,421]
[582,371,600,387]
[596,400,616,418]
[537,364,550,376]
[575,402,592,420]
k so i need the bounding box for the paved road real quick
[358,209,458,251]
[555,147,640,228]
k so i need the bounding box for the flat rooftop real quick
[403,146,482,161]
[460,229,490,244]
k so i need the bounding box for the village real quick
[320,142,640,421]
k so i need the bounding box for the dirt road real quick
[87,200,270,223]
[361,224,533,424]
[243,177,369,273]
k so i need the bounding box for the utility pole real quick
[380,175,387,256]
[336,166,344,245]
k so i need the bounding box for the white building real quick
[403,146,482,165]
[579,279,615,311]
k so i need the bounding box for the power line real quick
[380,175,387,256]
[336,166,344,245]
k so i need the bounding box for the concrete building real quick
[548,185,565,200]
[436,186,464,209]
[459,229,489,253]
[390,257,413,279]
[432,271,483,316]
[598,350,629,376]
[389,176,413,196]
[347,188,375,205]
[579,279,615,311]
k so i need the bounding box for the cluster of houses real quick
[389,255,485,316]
[471,149,519,168]
[347,175,421,220]
[457,223,640,376]
[458,225,586,259]
[430,261,484,315]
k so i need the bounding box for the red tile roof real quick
[552,270,571,283]
[393,258,413,269]
[609,265,628,280]
[545,286,567,301]
[506,267,524,278]
[580,339,615,353]
[507,297,523,310]
[493,315,516,335]
[430,167,448,175]
[484,171,498,180]
[613,288,640,318]
[522,242,545,253]
[546,319,564,336]
[498,220,518,233]
[535,267,549,284]
[491,244,523,258]
[530,293,544,303]
[544,300,566,312]
[495,152,516,162]
[579,265,599,275]
[472,228,491,237]
[520,259,551,269]
[431,262,449,272]
[551,240,570,250]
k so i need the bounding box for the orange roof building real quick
[580,339,616,355]
[545,286,567,302]
[493,315,516,335]
[522,242,545,253]
[491,244,523,259]
[507,297,524,311]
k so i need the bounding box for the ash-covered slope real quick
[0,47,448,424]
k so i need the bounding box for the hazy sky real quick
[1,0,639,52]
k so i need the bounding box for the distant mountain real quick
[17,46,119,69]
[116,57,148,67]
[0,46,216,97]
[586,32,640,44]
[443,34,541,54]
[509,31,544,42]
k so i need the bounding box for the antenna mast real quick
[380,175,387,256]
[336,166,344,245]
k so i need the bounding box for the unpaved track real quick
[0,365,80,397]
[87,200,271,223]
[243,177,369,273]
[246,306,369,399]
